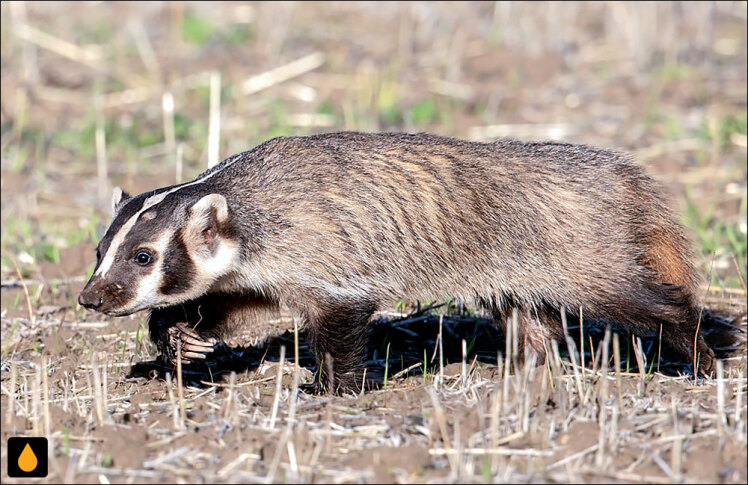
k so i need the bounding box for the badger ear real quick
[111,187,132,217]
[187,194,230,253]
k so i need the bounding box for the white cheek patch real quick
[204,238,239,278]
[186,233,239,288]
[95,152,245,278]
[132,268,164,309]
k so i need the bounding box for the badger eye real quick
[95,248,101,261]
[134,250,153,266]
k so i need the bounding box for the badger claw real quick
[164,323,216,365]
[175,322,202,340]
[182,351,209,360]
[183,341,215,352]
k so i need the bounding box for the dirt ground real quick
[1,2,747,483]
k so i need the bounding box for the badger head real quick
[78,186,240,316]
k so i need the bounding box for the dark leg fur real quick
[148,292,276,365]
[148,306,182,364]
[491,304,564,365]
[489,282,714,376]
[587,280,714,376]
[305,299,377,394]
[639,282,714,376]
[148,300,219,365]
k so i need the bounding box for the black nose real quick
[78,291,102,310]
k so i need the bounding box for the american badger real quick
[78,132,715,391]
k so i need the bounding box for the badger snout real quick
[78,287,104,310]
[78,276,143,316]
[78,278,120,314]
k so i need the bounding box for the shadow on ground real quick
[129,307,747,388]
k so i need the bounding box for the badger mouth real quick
[102,308,138,317]
[101,304,149,317]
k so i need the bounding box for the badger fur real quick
[78,132,715,392]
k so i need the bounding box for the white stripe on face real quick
[95,153,244,278]
[116,231,171,314]
[95,190,170,277]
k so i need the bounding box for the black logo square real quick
[7,437,48,478]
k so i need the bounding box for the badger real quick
[78,132,715,392]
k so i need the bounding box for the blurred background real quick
[1,1,746,291]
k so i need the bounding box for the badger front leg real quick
[148,303,217,365]
[147,292,280,365]
[305,299,377,394]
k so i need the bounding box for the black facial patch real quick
[160,228,197,295]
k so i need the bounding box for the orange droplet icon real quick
[18,443,38,472]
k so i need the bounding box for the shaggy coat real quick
[79,132,714,392]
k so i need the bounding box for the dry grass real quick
[0,301,746,483]
[1,1,747,483]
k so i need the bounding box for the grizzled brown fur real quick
[82,132,715,392]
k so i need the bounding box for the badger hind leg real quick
[491,304,564,366]
[599,279,715,377]
[627,186,713,375]
[647,282,715,377]
[667,323,715,377]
